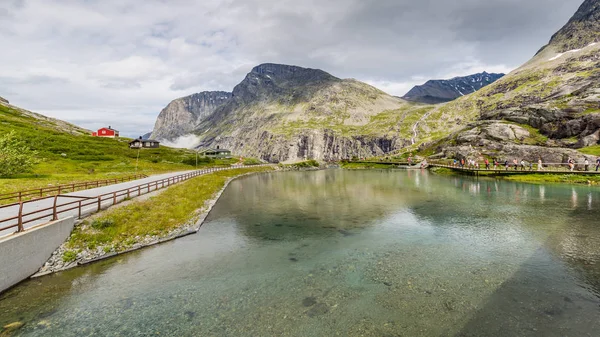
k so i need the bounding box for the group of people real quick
[452,157,600,172]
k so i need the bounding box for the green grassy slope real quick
[0,102,235,193]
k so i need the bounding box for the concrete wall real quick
[0,217,75,294]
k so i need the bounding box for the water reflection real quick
[1,170,600,336]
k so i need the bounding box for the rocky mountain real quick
[410,0,600,163]
[190,63,432,162]
[538,0,600,54]
[151,91,232,141]
[402,72,504,104]
[151,1,600,164]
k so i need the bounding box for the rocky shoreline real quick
[33,170,272,277]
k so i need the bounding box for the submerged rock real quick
[302,297,317,307]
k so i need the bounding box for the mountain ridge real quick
[539,0,600,54]
[402,72,504,104]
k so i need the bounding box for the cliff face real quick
[540,0,600,53]
[402,72,504,104]
[151,91,231,141]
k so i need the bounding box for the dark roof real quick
[199,148,230,153]
[129,139,160,144]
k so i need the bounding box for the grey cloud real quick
[0,75,70,85]
[0,0,586,134]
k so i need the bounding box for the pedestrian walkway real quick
[428,163,600,175]
[0,167,253,238]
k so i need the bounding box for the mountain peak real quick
[231,63,340,102]
[402,72,504,104]
[248,63,339,82]
[542,0,600,53]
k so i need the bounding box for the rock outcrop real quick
[402,72,504,104]
[0,96,8,104]
[151,91,231,141]
[539,0,600,54]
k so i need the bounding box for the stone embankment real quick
[34,169,274,276]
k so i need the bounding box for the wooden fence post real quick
[97,196,101,212]
[52,196,59,221]
[17,202,24,232]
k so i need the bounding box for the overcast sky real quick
[0,0,584,137]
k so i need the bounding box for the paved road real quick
[0,170,201,237]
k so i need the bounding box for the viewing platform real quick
[348,161,600,176]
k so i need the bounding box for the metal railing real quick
[0,174,148,205]
[0,165,270,236]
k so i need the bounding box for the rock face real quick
[0,96,8,104]
[413,0,600,160]
[191,63,425,162]
[402,72,504,104]
[539,0,600,53]
[151,91,231,141]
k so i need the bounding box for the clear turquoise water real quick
[1,170,600,336]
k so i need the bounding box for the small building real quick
[92,126,119,138]
[199,146,232,159]
[129,137,160,149]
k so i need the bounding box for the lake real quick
[1,169,599,336]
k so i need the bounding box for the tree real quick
[0,131,38,176]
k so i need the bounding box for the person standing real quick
[584,158,590,171]
[537,157,544,171]
[485,158,490,170]
[520,159,526,171]
[568,158,575,172]
[504,160,509,171]
[596,157,600,171]
[513,159,518,170]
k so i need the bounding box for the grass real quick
[280,160,320,169]
[580,145,600,156]
[502,173,600,185]
[341,162,396,169]
[0,103,238,192]
[66,166,274,252]
[430,167,600,185]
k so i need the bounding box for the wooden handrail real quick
[0,174,148,205]
[0,165,270,236]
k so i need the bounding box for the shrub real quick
[91,219,115,229]
[294,160,320,168]
[181,156,213,166]
[243,158,262,165]
[0,131,39,176]
[62,250,78,262]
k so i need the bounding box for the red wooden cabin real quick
[92,126,119,138]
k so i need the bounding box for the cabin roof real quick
[129,139,160,144]
[199,148,231,153]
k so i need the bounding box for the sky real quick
[0,0,584,137]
